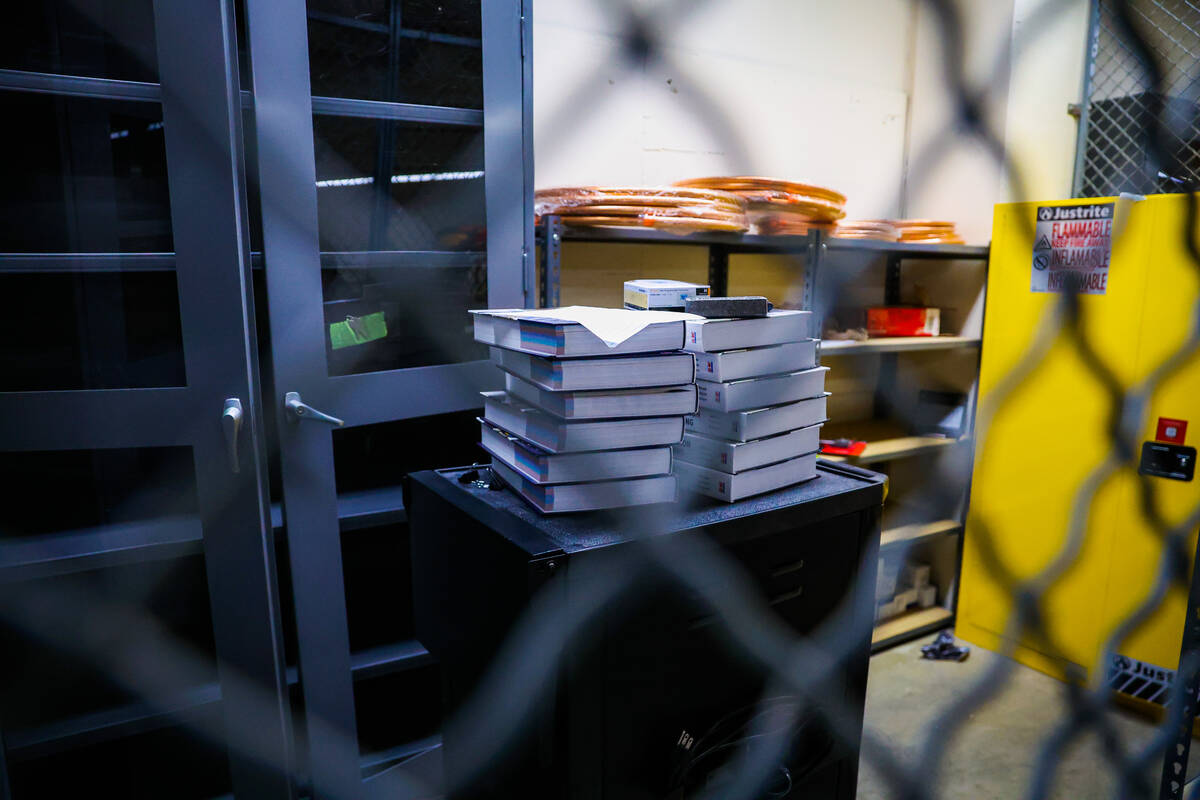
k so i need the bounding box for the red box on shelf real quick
[866,307,940,337]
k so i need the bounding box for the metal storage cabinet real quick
[0,0,532,795]
[958,194,1200,690]
[407,462,884,800]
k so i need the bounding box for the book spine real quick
[676,461,734,501]
[525,415,563,451]
[518,321,567,355]
[685,411,741,440]
[530,357,561,388]
[676,435,733,472]
[512,445,550,482]
[693,350,718,380]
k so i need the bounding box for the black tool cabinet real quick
[407,461,884,800]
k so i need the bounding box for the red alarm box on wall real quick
[866,307,941,337]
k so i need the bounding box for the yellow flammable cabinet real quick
[958,193,1200,702]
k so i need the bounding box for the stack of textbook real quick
[675,310,827,502]
[471,307,697,513]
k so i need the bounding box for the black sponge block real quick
[684,295,771,318]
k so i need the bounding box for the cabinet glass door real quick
[0,3,291,798]
[242,0,531,796]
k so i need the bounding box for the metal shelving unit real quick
[537,215,990,650]
[872,607,955,650]
[536,214,988,306]
[820,335,981,354]
[880,519,963,550]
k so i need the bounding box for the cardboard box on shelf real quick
[866,306,940,337]
[903,563,932,589]
[894,588,920,610]
[876,596,906,622]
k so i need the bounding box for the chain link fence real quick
[3,0,1200,799]
[455,1,1200,799]
[1077,0,1200,196]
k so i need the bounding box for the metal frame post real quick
[1159,543,1200,799]
[708,245,730,298]
[483,0,532,308]
[1071,0,1102,197]
[537,219,547,307]
[544,215,563,307]
[872,256,904,421]
[883,255,902,306]
[520,0,536,305]
[804,230,824,353]
[801,230,822,312]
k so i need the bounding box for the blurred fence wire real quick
[457,0,1200,798]
[4,0,1200,799]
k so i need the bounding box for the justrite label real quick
[1031,202,1114,295]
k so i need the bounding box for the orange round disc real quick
[674,176,847,207]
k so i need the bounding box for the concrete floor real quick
[857,634,1199,799]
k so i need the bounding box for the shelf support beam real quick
[707,245,729,298]
[884,254,902,305]
[803,231,823,342]
[873,254,904,420]
[541,215,563,307]
[1159,532,1200,800]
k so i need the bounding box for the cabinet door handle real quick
[284,392,344,427]
[222,398,244,473]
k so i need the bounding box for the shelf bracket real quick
[873,254,904,423]
[803,230,823,327]
[542,215,563,308]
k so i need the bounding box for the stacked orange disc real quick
[756,217,837,236]
[534,187,749,233]
[672,177,846,236]
[890,219,964,244]
[834,220,901,241]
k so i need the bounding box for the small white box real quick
[876,597,905,621]
[877,557,901,602]
[623,279,710,310]
[903,563,932,590]
[918,585,938,608]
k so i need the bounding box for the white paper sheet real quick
[470,306,701,347]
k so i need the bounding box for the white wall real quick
[534,0,1092,244]
[899,0,1091,238]
[999,0,1090,202]
[533,0,915,220]
[902,0,1016,244]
